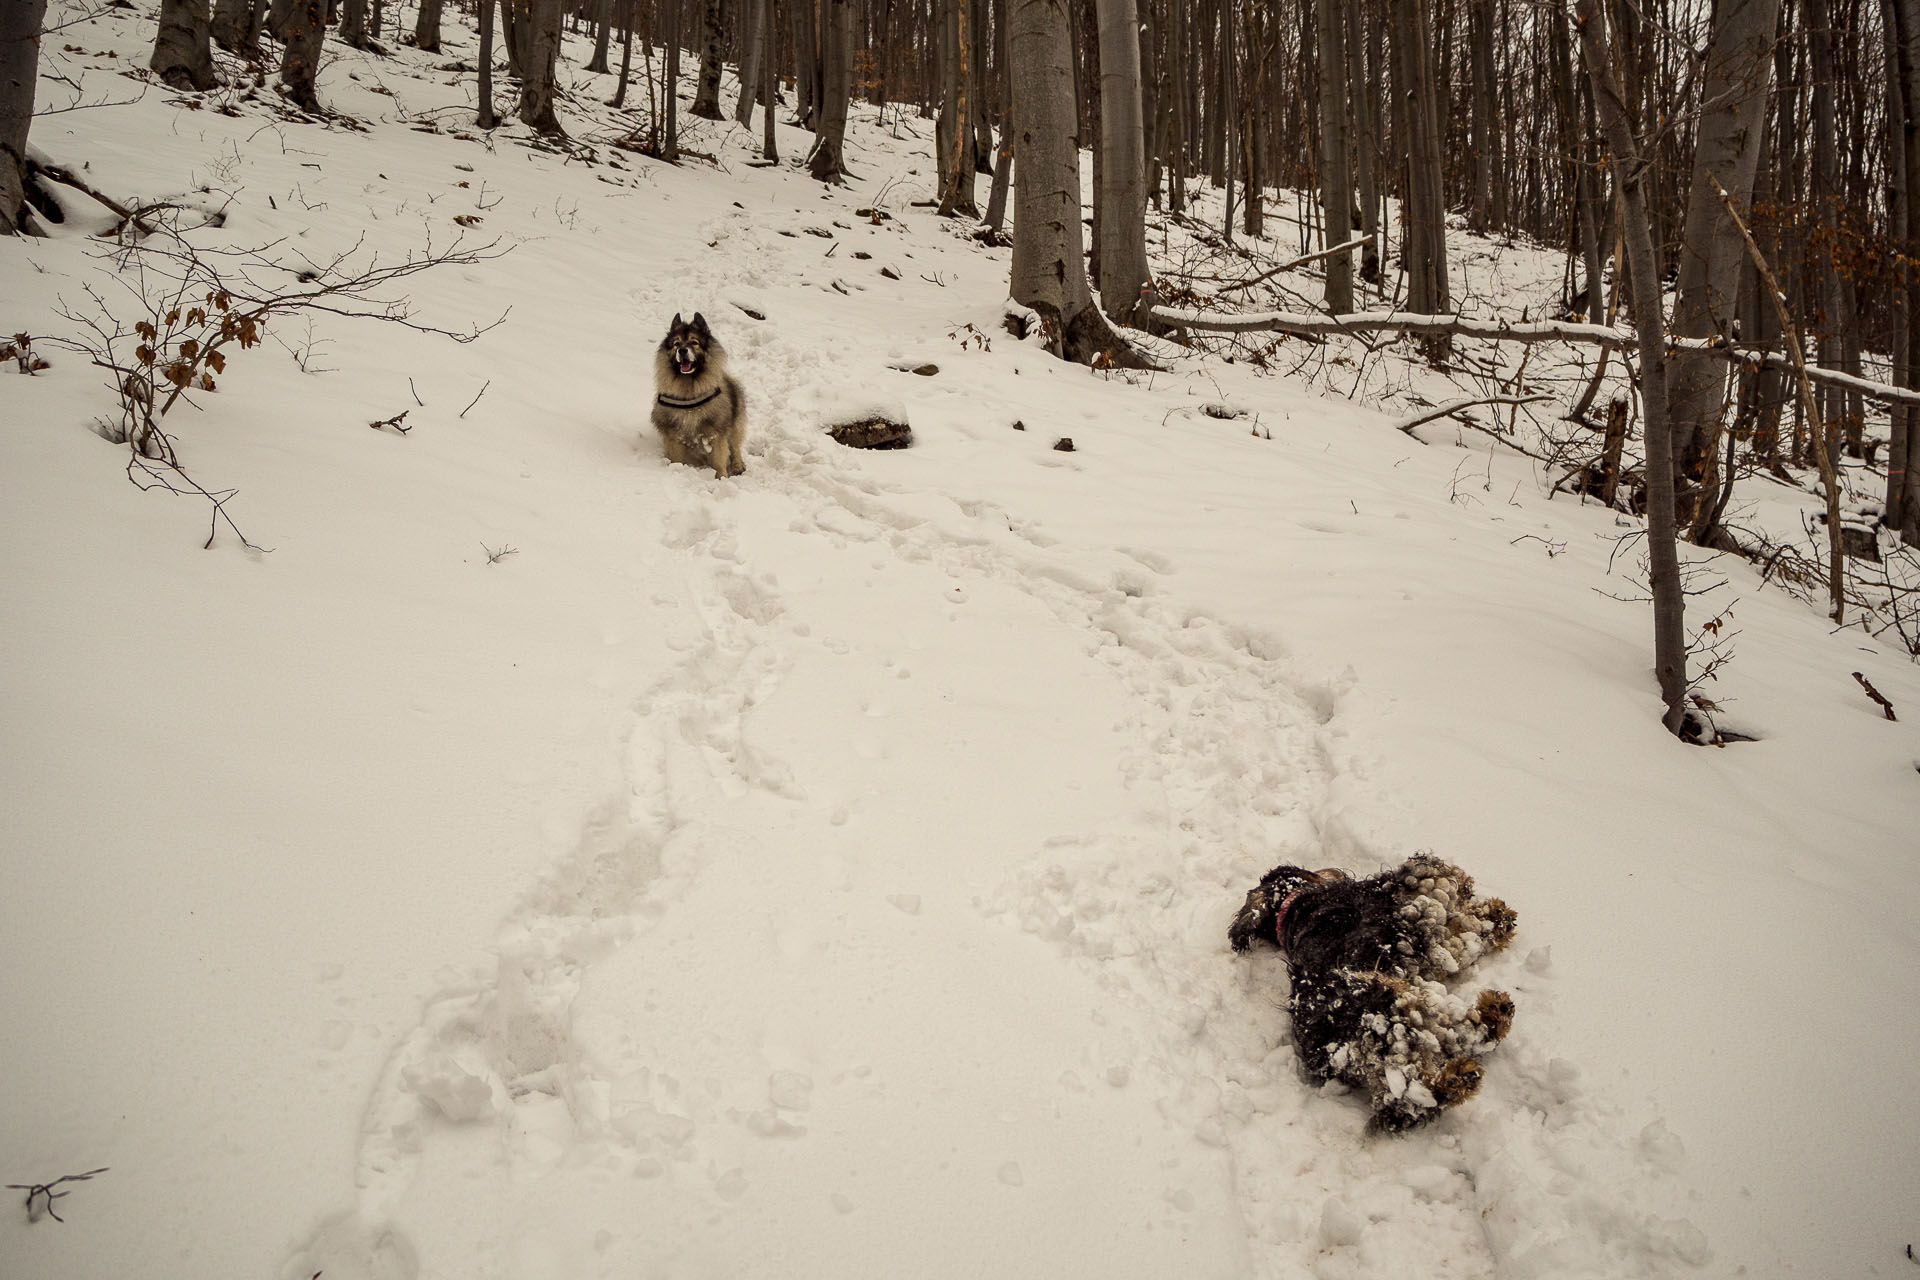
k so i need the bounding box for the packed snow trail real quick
[285,200,1706,1280]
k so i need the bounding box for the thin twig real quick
[460,380,491,418]
[8,1167,110,1224]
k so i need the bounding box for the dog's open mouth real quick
[677,358,696,375]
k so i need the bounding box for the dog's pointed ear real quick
[690,312,709,334]
[670,312,683,330]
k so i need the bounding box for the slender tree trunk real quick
[761,0,778,158]
[735,0,763,122]
[808,0,854,181]
[1889,0,1920,543]
[499,0,524,76]
[1466,0,1496,233]
[937,0,978,214]
[477,0,499,125]
[691,0,724,117]
[983,0,1015,230]
[1095,0,1148,322]
[1167,0,1185,211]
[153,0,218,90]
[1349,0,1380,284]
[1316,0,1354,310]
[612,0,635,104]
[664,0,682,157]
[1391,0,1450,347]
[1576,0,1690,737]
[792,0,818,129]
[585,0,613,71]
[1666,0,1784,542]
[1,0,47,233]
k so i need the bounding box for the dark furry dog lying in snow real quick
[1229,855,1517,1133]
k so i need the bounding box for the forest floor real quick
[4,6,1919,1279]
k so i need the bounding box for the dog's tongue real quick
[678,359,695,375]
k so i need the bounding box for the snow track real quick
[286,216,1702,1279]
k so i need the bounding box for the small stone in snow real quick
[1053,437,1075,452]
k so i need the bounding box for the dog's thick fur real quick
[1230,854,1517,1133]
[652,312,747,478]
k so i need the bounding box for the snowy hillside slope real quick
[3,7,1918,1280]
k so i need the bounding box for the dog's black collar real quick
[657,387,721,410]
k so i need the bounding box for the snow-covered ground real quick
[5,9,1919,1279]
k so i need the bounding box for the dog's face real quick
[660,312,713,379]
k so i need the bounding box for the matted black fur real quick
[1230,855,1517,1133]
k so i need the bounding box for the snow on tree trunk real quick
[690,0,724,119]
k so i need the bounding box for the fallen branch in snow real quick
[1393,394,1554,438]
[1852,671,1897,721]
[1141,292,1920,409]
[1219,236,1372,295]
[7,1167,109,1224]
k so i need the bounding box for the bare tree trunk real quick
[1,0,47,233]
[1665,0,1784,542]
[735,0,763,122]
[512,0,566,134]
[937,0,978,214]
[792,0,818,129]
[1159,0,1175,210]
[339,0,369,48]
[983,0,1014,230]
[272,0,325,112]
[1889,0,1920,544]
[1348,0,1381,284]
[691,0,724,118]
[1316,0,1354,310]
[1391,0,1449,342]
[664,0,682,157]
[413,0,442,51]
[611,0,635,104]
[1095,0,1148,323]
[477,0,499,125]
[212,0,260,53]
[153,0,218,90]
[761,0,778,158]
[808,0,854,181]
[1465,0,1497,233]
[1575,0,1689,737]
[1009,0,1141,364]
[585,0,612,71]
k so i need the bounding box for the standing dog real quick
[652,312,747,478]
[1230,855,1517,1133]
